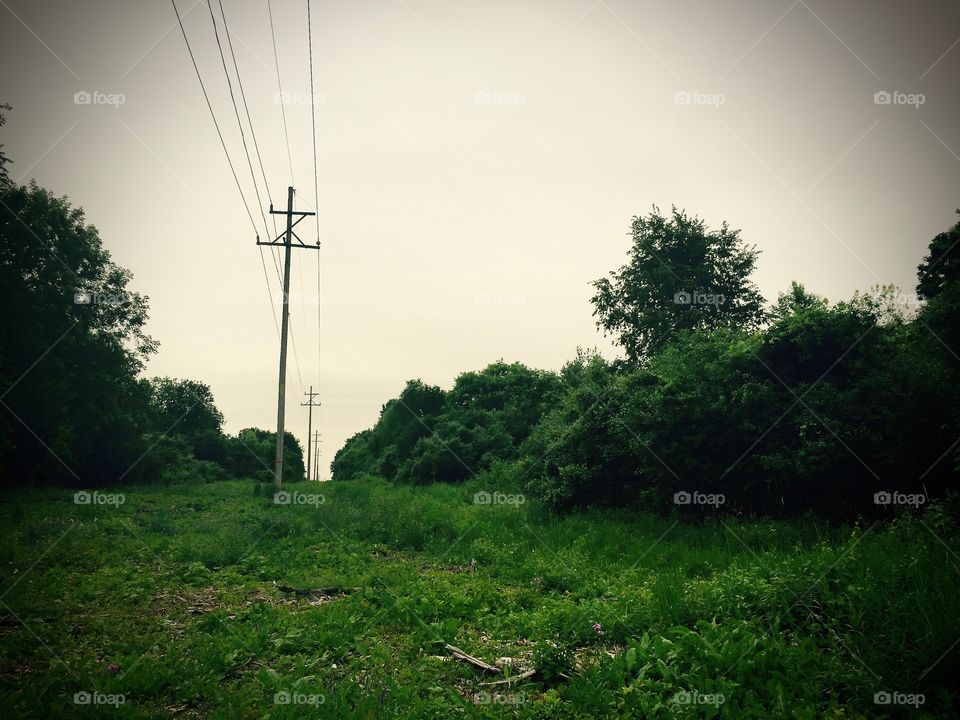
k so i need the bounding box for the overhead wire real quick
[307,0,323,476]
[170,0,257,237]
[209,0,304,391]
[205,0,270,240]
[267,0,296,187]
[170,0,280,338]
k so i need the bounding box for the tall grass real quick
[0,478,956,718]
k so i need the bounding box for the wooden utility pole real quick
[258,186,318,488]
[312,430,321,481]
[301,386,320,481]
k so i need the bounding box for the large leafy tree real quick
[0,180,156,486]
[591,207,766,362]
[148,377,224,440]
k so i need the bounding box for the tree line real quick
[333,206,960,517]
[0,106,304,487]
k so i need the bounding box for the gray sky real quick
[2,0,958,479]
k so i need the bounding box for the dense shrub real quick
[334,213,960,518]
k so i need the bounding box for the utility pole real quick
[312,430,321,481]
[258,186,318,488]
[301,386,320,481]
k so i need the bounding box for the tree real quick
[591,207,766,362]
[917,210,960,301]
[231,428,305,482]
[147,377,224,443]
[0,103,12,186]
[0,181,156,486]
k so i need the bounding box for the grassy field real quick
[0,478,958,719]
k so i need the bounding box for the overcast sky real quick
[2,0,958,479]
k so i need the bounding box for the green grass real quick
[0,477,957,718]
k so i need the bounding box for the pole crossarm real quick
[258,213,319,248]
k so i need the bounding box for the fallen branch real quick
[479,669,537,686]
[444,644,500,674]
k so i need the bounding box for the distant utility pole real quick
[301,386,320,481]
[258,186,318,488]
[312,430,321,481]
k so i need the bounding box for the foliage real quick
[0,180,156,487]
[590,207,766,363]
[0,103,11,185]
[146,377,224,444]
[0,478,957,718]
[230,427,306,482]
[336,212,960,518]
[332,364,561,484]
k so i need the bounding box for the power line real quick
[212,0,288,344]
[171,0,280,340]
[307,0,323,479]
[206,0,271,241]
[170,0,258,237]
[306,0,321,248]
[216,0,278,237]
[268,0,295,186]
[209,0,304,389]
